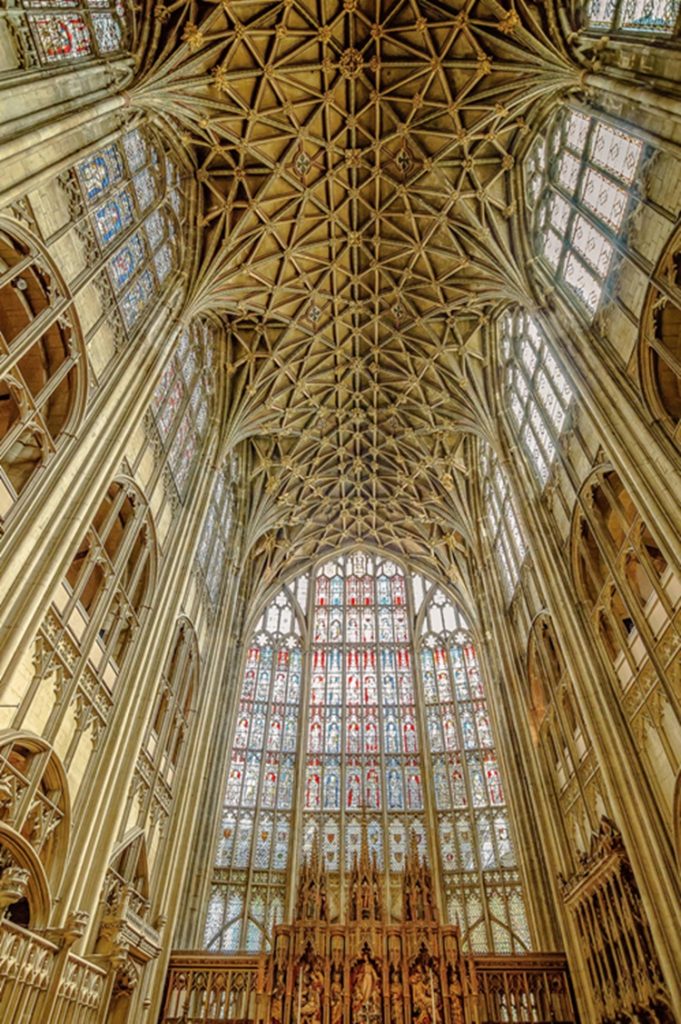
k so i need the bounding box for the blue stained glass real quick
[120,269,154,327]
[77,144,124,201]
[108,231,145,290]
[93,190,134,245]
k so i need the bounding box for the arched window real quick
[205,553,528,954]
[204,583,304,952]
[480,441,527,600]
[149,321,217,500]
[420,586,529,952]
[74,125,184,338]
[0,221,85,513]
[640,224,681,442]
[572,467,680,816]
[500,309,573,486]
[526,108,644,314]
[1,1,131,71]
[584,0,680,33]
[196,456,238,611]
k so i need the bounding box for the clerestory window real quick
[500,309,573,486]
[526,109,644,315]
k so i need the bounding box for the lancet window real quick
[304,553,428,892]
[526,108,644,314]
[196,456,238,611]
[500,309,573,486]
[572,468,680,815]
[75,126,184,337]
[207,552,528,955]
[204,584,304,952]
[3,1,130,71]
[480,442,527,600]
[584,0,679,32]
[149,321,216,500]
[419,586,529,952]
[0,222,85,515]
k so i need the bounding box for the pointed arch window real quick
[206,551,530,955]
[526,109,644,314]
[500,309,573,486]
[4,1,130,69]
[149,320,216,500]
[480,442,527,600]
[585,0,679,32]
[196,456,238,611]
[204,584,304,952]
[419,585,529,952]
[75,126,184,337]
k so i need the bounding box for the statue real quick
[352,956,381,1024]
[330,964,344,1024]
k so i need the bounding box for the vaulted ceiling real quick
[135,0,579,582]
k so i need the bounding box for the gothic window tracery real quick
[196,455,238,611]
[419,585,529,952]
[480,442,527,600]
[75,126,184,337]
[149,320,216,500]
[204,583,304,953]
[500,309,573,486]
[584,0,680,32]
[3,0,130,71]
[206,553,529,955]
[526,108,644,315]
[303,553,428,889]
[0,221,85,513]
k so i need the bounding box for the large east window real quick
[205,552,529,954]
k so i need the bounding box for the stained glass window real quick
[196,455,238,612]
[204,585,303,952]
[206,551,530,954]
[14,0,129,68]
[304,553,427,892]
[148,320,216,501]
[480,443,527,601]
[585,0,679,32]
[526,109,644,315]
[76,127,183,336]
[418,585,529,952]
[500,309,573,486]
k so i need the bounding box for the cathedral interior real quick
[0,0,680,1020]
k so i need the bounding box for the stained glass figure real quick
[500,309,573,486]
[205,585,303,953]
[526,109,644,315]
[419,585,530,953]
[22,0,129,67]
[586,0,679,31]
[304,553,428,890]
[76,128,182,337]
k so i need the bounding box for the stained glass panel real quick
[204,586,303,953]
[421,592,529,953]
